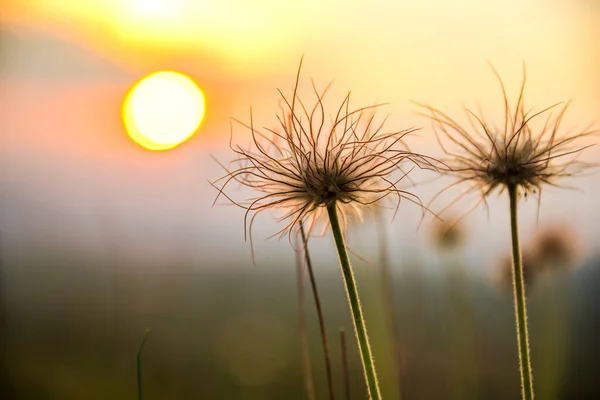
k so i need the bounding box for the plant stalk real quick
[300,222,335,400]
[327,202,381,399]
[295,234,316,400]
[508,184,534,400]
[137,329,150,400]
[340,328,351,400]
[375,208,404,399]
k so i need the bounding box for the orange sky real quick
[1,0,598,147]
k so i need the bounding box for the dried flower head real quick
[431,217,466,251]
[531,225,581,273]
[416,63,596,216]
[212,60,437,249]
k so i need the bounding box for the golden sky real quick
[1,0,598,261]
[2,0,598,84]
[1,0,598,142]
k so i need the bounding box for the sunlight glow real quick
[122,71,206,151]
[1,0,315,69]
[127,0,184,16]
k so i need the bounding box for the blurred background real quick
[1,0,599,398]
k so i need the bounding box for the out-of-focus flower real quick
[531,225,581,273]
[493,225,581,292]
[431,217,466,251]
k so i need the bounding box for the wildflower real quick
[493,225,581,292]
[416,63,596,400]
[531,225,580,272]
[213,61,436,247]
[212,59,437,400]
[416,65,595,216]
[431,217,466,251]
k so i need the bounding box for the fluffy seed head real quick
[416,63,596,215]
[431,217,466,251]
[212,60,437,247]
[531,225,581,272]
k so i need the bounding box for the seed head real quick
[492,224,581,292]
[431,217,466,251]
[416,63,596,215]
[530,225,580,273]
[212,60,437,249]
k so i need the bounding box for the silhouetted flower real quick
[212,60,442,397]
[416,64,596,214]
[213,60,437,247]
[416,63,596,400]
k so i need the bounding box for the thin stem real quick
[537,271,570,400]
[0,229,14,399]
[508,184,535,400]
[301,222,335,400]
[375,208,404,399]
[137,329,150,400]
[327,202,382,400]
[340,328,351,400]
[440,254,479,399]
[295,234,316,400]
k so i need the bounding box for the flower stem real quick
[508,184,534,400]
[300,222,335,400]
[327,202,382,400]
[340,328,351,400]
[375,208,404,399]
[295,234,316,400]
[137,329,149,400]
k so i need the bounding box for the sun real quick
[123,71,206,151]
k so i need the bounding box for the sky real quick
[1,0,599,271]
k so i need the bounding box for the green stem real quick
[300,223,335,400]
[508,185,534,400]
[340,328,351,400]
[327,202,382,400]
[295,237,316,400]
[375,208,404,399]
[137,329,150,400]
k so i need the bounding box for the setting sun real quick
[122,71,206,151]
